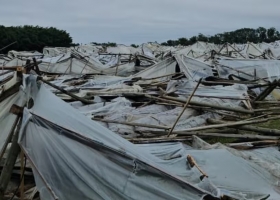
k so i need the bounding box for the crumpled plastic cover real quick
[18,76,216,200]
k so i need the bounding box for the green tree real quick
[177,37,189,46]
[0,25,73,53]
[197,33,208,42]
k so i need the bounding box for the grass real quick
[203,118,280,145]
[257,118,280,129]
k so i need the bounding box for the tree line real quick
[160,27,280,46]
[1,25,280,53]
[0,25,74,54]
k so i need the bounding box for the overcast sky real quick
[1,0,280,45]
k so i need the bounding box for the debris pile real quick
[0,41,280,199]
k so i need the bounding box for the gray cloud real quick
[1,0,280,44]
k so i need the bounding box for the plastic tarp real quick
[176,55,214,81]
[18,76,216,200]
[1,58,26,67]
[218,59,280,81]
[166,80,248,100]
[137,142,278,200]
[192,137,280,199]
[7,50,43,58]
[0,71,14,83]
[0,92,23,154]
[133,57,176,79]
[43,47,70,57]
[240,43,264,58]
[79,76,132,89]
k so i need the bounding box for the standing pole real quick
[167,78,202,137]
[115,54,121,76]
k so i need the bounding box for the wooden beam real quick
[207,118,280,136]
[168,79,201,137]
[162,95,253,114]
[0,82,21,103]
[176,116,280,132]
[0,118,22,200]
[38,77,94,104]
[92,118,170,130]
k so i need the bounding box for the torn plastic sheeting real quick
[218,59,280,81]
[0,71,14,82]
[18,77,216,199]
[178,55,214,81]
[193,95,245,108]
[99,107,197,135]
[82,98,132,117]
[86,84,143,95]
[133,112,213,132]
[21,119,212,200]
[133,57,176,79]
[192,137,280,199]
[80,76,132,89]
[136,142,277,200]
[166,80,248,100]
[0,92,22,154]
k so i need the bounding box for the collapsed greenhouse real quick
[0,41,280,200]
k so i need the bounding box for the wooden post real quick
[174,116,280,133]
[0,82,21,103]
[207,118,280,136]
[20,150,24,200]
[0,115,20,161]
[254,80,278,102]
[0,118,22,200]
[167,79,202,137]
[115,54,121,76]
[144,94,184,106]
[38,77,94,104]
[92,118,170,130]
[162,95,254,114]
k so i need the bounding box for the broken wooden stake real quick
[162,95,254,114]
[92,118,170,130]
[167,79,202,137]
[38,77,94,104]
[0,118,22,200]
[207,118,280,136]
[177,116,280,132]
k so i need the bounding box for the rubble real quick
[0,41,280,199]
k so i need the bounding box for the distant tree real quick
[189,36,197,44]
[177,37,189,46]
[0,25,72,53]
[161,27,280,46]
[130,44,139,48]
[166,40,175,46]
[91,42,116,47]
[256,27,267,42]
[197,33,208,42]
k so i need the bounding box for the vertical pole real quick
[115,54,120,76]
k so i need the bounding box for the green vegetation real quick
[90,42,117,47]
[0,25,73,53]
[130,44,139,48]
[161,27,280,46]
